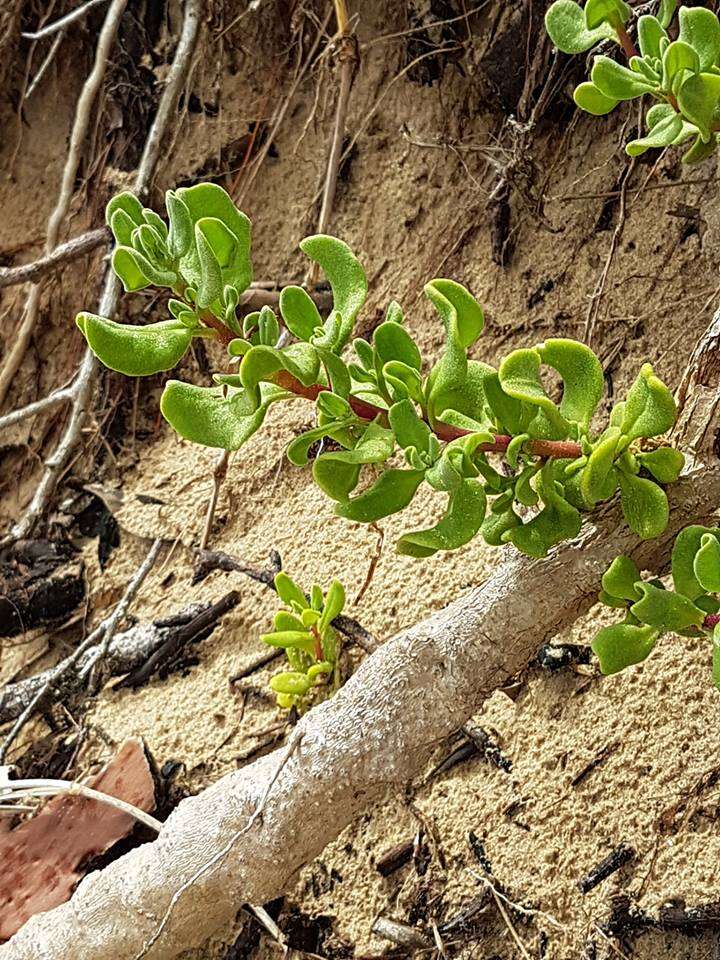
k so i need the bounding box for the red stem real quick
[704,614,720,630]
[273,370,583,460]
[616,24,639,60]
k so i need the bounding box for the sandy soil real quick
[3,1,720,957]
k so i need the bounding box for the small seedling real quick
[594,525,720,686]
[261,572,345,710]
[76,184,684,560]
[545,0,720,163]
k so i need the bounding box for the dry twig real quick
[0,228,108,289]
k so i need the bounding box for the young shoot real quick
[594,525,720,686]
[545,0,720,163]
[76,184,684,561]
[262,573,345,710]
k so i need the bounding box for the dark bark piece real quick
[578,844,635,894]
[0,540,84,638]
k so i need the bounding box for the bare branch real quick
[22,0,110,41]
[0,228,108,289]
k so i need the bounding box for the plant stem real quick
[273,370,583,460]
[616,23,639,60]
[703,613,720,630]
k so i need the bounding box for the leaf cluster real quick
[545,0,720,163]
[77,185,684,560]
[594,525,720,686]
[261,573,345,710]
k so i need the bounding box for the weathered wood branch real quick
[0,229,108,290]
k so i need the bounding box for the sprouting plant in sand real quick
[594,526,720,686]
[545,0,720,163]
[76,183,685,562]
[261,573,345,710]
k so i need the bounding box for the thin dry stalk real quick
[0,228,108,289]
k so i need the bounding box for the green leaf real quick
[537,338,603,429]
[397,479,486,557]
[269,671,313,695]
[602,555,641,602]
[647,103,675,129]
[584,0,630,31]
[286,417,357,467]
[279,285,323,342]
[76,313,192,376]
[319,580,345,631]
[662,41,700,94]
[626,111,684,156]
[574,81,619,115]
[658,0,677,30]
[106,192,144,232]
[637,15,665,60]
[388,400,433,454]
[672,526,720,599]
[425,278,484,349]
[334,469,425,523]
[240,341,321,408]
[630,581,704,632]
[591,56,654,101]
[677,72,720,142]
[581,428,621,507]
[275,572,308,609]
[694,533,720,593]
[678,6,720,72]
[617,470,669,540]
[637,446,684,483]
[194,221,224,309]
[545,0,616,54]
[109,208,138,247]
[592,621,659,674]
[160,381,288,450]
[299,235,367,350]
[498,348,568,437]
[176,182,252,294]
[166,190,193,259]
[683,131,719,163]
[374,321,421,369]
[502,462,581,558]
[383,360,424,404]
[618,363,676,440]
[111,246,175,292]
[481,499,522,546]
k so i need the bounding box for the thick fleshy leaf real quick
[584,0,630,30]
[240,341,321,408]
[627,111,684,156]
[618,363,676,440]
[630,581,704,632]
[678,72,720,142]
[299,235,367,350]
[194,222,224,309]
[678,6,720,72]
[76,314,192,376]
[592,622,659,674]
[618,470,669,539]
[683,131,719,163]
[397,480,486,557]
[502,463,581,558]
[498,348,568,436]
[538,338,603,428]
[316,421,394,467]
[286,417,357,466]
[275,572,308,609]
[713,623,720,690]
[425,278,484,348]
[481,499,522,546]
[574,81,619,115]
[658,0,677,30]
[176,182,252,294]
[672,526,720,599]
[112,246,175,292]
[662,41,700,93]
[262,631,315,652]
[647,103,675,129]
[637,15,665,59]
[602,555,641,602]
[319,580,345,631]
[374,321,421,369]
[388,400,433,454]
[581,428,621,506]
[279,285,322,342]
[269,671,313,695]
[160,381,288,450]
[166,190,193,259]
[637,447,684,483]
[591,56,654,100]
[694,533,720,593]
[109,208,137,247]
[383,360,424,404]
[334,469,425,523]
[106,192,144,232]
[545,0,616,54]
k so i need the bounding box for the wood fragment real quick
[376,838,414,877]
[0,229,108,289]
[371,917,430,950]
[578,844,635,894]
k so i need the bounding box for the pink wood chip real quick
[0,737,156,941]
